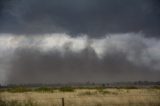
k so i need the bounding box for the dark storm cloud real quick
[0,33,158,84]
[0,0,160,84]
[0,0,160,36]
[8,46,160,84]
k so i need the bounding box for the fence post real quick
[62,97,65,106]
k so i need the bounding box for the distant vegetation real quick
[34,87,54,93]
[1,81,160,89]
[0,86,76,93]
[59,87,75,92]
[1,85,160,94]
[0,87,31,93]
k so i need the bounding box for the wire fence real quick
[47,95,160,106]
[23,95,160,106]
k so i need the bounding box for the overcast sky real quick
[0,0,160,84]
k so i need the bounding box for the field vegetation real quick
[0,86,160,106]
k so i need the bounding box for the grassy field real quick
[0,87,160,106]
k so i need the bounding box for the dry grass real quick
[0,88,160,106]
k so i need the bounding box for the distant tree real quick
[91,82,95,85]
[102,84,105,88]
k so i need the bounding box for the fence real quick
[35,95,160,106]
[1,94,160,106]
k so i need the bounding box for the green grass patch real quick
[34,87,54,93]
[151,86,160,89]
[59,87,75,92]
[4,87,31,93]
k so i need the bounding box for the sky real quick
[0,0,160,84]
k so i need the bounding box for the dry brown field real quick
[0,88,160,106]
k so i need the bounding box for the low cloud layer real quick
[0,33,160,84]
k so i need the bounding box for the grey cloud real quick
[0,0,160,84]
[0,0,160,37]
[0,33,158,84]
[8,45,160,84]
